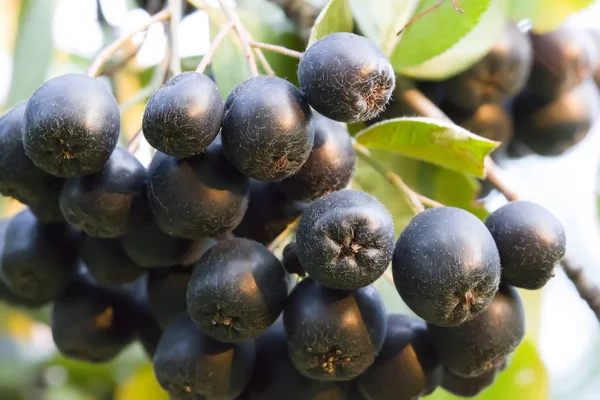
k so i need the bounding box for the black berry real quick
[282,242,305,276]
[298,32,395,122]
[392,207,501,327]
[485,201,566,289]
[80,235,143,286]
[296,190,395,290]
[23,74,120,177]
[147,266,192,329]
[221,76,314,181]
[441,366,501,397]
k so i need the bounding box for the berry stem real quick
[248,40,304,59]
[254,48,276,76]
[267,216,301,253]
[167,0,182,76]
[561,259,600,320]
[353,140,426,214]
[127,129,144,154]
[216,0,259,76]
[101,39,146,77]
[196,21,234,74]
[87,9,172,77]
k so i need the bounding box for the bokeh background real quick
[1,0,600,399]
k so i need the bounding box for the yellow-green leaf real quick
[308,0,354,46]
[508,0,595,34]
[355,117,499,177]
[115,363,169,400]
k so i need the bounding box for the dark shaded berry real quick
[233,179,308,244]
[298,32,395,122]
[356,314,443,400]
[392,207,501,327]
[147,140,249,238]
[120,218,198,268]
[60,147,149,238]
[296,190,395,290]
[0,209,78,303]
[282,242,305,276]
[279,112,355,201]
[23,74,120,177]
[443,22,533,111]
[147,266,192,329]
[51,277,137,363]
[444,103,513,149]
[187,238,288,343]
[153,313,256,399]
[221,76,314,181]
[125,275,163,359]
[283,278,387,381]
[80,235,143,286]
[428,285,525,377]
[441,367,500,397]
[142,72,224,157]
[485,201,566,289]
[0,103,65,222]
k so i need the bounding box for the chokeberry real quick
[0,103,65,223]
[147,139,249,238]
[80,235,143,286]
[441,366,501,397]
[153,313,256,399]
[143,72,224,157]
[283,278,387,381]
[296,190,395,290]
[298,32,395,122]
[147,266,192,329]
[221,76,314,181]
[282,242,305,276]
[428,285,525,377]
[23,74,120,177]
[186,238,288,343]
[392,207,501,327]
[279,112,355,201]
[0,209,78,303]
[60,147,149,238]
[485,201,566,289]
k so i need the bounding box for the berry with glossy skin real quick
[221,76,314,181]
[247,319,347,400]
[147,266,192,329]
[443,22,533,111]
[120,218,198,268]
[441,367,501,397]
[186,238,288,343]
[80,236,143,286]
[279,112,355,201]
[51,277,137,363]
[428,285,525,377]
[233,179,307,244]
[356,314,443,400]
[0,103,65,223]
[153,313,256,399]
[23,74,120,177]
[296,190,395,290]
[283,278,387,381]
[392,207,501,327]
[485,201,566,289]
[147,139,249,238]
[298,32,395,123]
[282,242,305,276]
[143,72,224,157]
[0,209,78,302]
[443,103,513,149]
[60,147,149,238]
[125,275,163,358]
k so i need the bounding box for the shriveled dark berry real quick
[23,74,120,177]
[221,76,314,181]
[296,190,395,290]
[298,32,395,122]
[142,72,224,157]
[392,207,501,327]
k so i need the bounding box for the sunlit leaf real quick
[308,0,354,46]
[508,0,595,34]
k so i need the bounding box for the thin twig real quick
[127,129,144,154]
[167,0,182,76]
[483,157,521,201]
[353,140,425,214]
[383,270,394,285]
[268,216,301,253]
[196,21,234,74]
[249,40,304,59]
[217,0,259,76]
[101,38,145,76]
[254,48,276,76]
[561,259,600,320]
[88,9,171,77]
[416,193,444,208]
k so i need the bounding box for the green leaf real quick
[355,117,499,177]
[508,0,595,34]
[390,0,506,79]
[349,0,418,54]
[308,0,354,46]
[428,340,548,400]
[7,0,57,106]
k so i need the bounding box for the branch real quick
[267,216,301,252]
[196,21,234,74]
[561,259,600,320]
[127,129,144,154]
[254,48,276,76]
[217,0,259,76]
[249,40,303,59]
[88,9,171,77]
[167,0,182,76]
